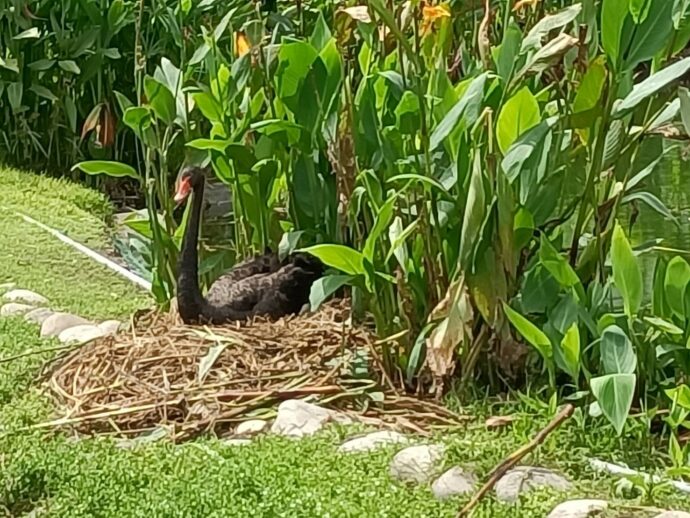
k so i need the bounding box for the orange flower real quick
[235,31,250,58]
[513,0,539,12]
[421,3,451,35]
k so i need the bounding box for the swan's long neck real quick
[177,180,205,322]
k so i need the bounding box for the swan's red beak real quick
[174,177,192,205]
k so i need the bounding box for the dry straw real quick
[39,300,467,442]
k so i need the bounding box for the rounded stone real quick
[495,466,572,502]
[236,419,269,436]
[389,444,445,484]
[98,320,122,336]
[58,324,105,345]
[2,289,48,306]
[24,308,55,325]
[338,430,408,453]
[547,499,609,518]
[431,467,477,500]
[1,303,35,317]
[41,313,91,338]
[271,400,344,438]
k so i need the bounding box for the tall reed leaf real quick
[611,222,643,318]
[613,56,690,117]
[503,303,553,361]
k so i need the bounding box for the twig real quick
[0,343,77,364]
[457,404,575,517]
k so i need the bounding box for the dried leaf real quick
[485,415,516,428]
[478,0,492,70]
[518,33,579,77]
[425,276,474,381]
[81,104,102,140]
[513,0,540,11]
[97,103,116,148]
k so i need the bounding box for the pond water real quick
[630,141,690,293]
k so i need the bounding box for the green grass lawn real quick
[0,168,688,517]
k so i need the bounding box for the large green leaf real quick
[539,236,582,291]
[144,76,176,125]
[573,57,607,115]
[193,92,224,123]
[611,222,643,318]
[623,0,674,71]
[600,325,637,374]
[664,256,690,320]
[503,303,553,360]
[459,153,487,271]
[501,116,557,183]
[310,275,353,311]
[665,384,690,410]
[363,195,397,262]
[496,87,541,154]
[613,57,690,117]
[602,0,631,68]
[72,161,140,180]
[495,22,522,82]
[299,245,365,276]
[590,373,636,435]
[560,323,581,381]
[275,41,319,114]
[430,73,488,150]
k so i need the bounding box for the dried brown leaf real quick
[425,276,474,380]
[485,415,516,429]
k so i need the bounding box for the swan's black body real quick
[175,166,323,324]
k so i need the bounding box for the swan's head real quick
[174,166,207,204]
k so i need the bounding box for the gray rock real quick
[271,400,348,438]
[236,419,269,436]
[98,320,122,336]
[389,444,445,484]
[58,324,105,345]
[3,289,48,306]
[0,282,16,294]
[432,467,476,500]
[1,303,35,317]
[41,313,91,338]
[338,430,408,453]
[653,513,690,518]
[547,500,609,518]
[495,466,572,502]
[24,308,55,324]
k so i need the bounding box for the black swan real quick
[173,166,324,324]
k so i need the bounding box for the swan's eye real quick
[174,176,192,203]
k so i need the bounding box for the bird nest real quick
[39,300,466,442]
